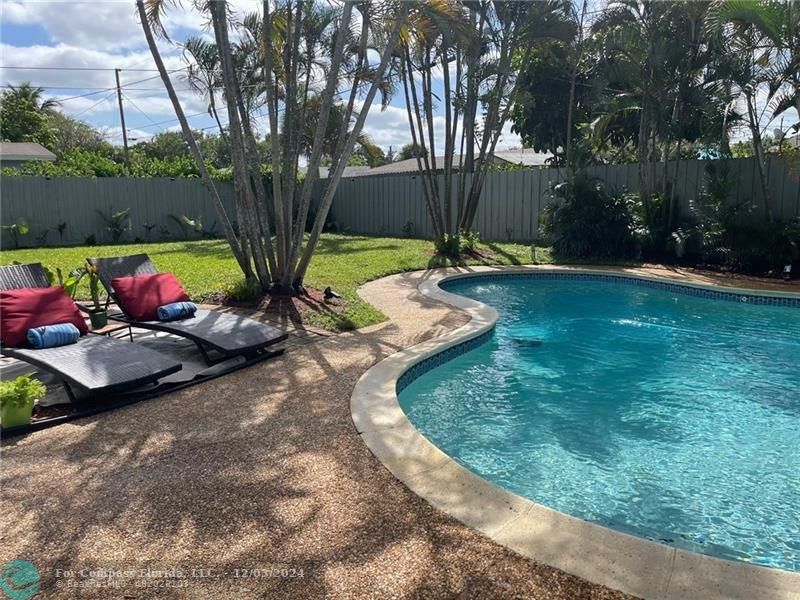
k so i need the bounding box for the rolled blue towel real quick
[27,323,81,349]
[157,301,198,321]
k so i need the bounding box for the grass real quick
[1,234,553,331]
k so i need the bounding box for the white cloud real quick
[359,101,521,155]
[0,0,209,51]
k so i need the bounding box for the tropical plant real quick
[182,36,228,139]
[542,171,636,259]
[62,263,104,311]
[96,208,131,243]
[0,92,55,148]
[1,218,30,249]
[704,0,786,223]
[138,0,410,294]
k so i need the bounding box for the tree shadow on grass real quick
[482,241,525,265]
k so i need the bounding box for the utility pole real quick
[115,68,130,170]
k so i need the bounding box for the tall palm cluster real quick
[138,0,409,293]
[397,0,577,240]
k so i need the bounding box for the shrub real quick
[434,233,462,257]
[459,229,480,253]
[432,229,481,257]
[542,172,636,259]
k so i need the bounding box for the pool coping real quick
[351,265,800,600]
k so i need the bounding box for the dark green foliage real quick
[543,172,636,259]
[396,143,427,161]
[433,229,481,257]
[0,89,56,148]
[434,233,462,257]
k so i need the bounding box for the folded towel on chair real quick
[157,301,197,321]
[26,322,81,348]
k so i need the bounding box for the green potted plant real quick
[63,263,107,329]
[0,374,46,428]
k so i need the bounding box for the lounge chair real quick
[0,263,182,402]
[88,254,288,365]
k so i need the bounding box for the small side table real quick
[87,320,133,341]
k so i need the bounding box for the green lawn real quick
[1,234,552,331]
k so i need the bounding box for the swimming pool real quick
[398,273,800,572]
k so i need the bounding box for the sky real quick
[0,0,522,155]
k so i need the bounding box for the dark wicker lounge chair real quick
[0,263,182,401]
[88,254,287,365]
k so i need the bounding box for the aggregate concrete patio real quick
[1,265,797,599]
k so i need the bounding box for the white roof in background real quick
[316,165,373,179]
[343,155,488,178]
[0,142,56,162]
[493,148,553,166]
[315,148,554,179]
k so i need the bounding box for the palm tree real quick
[139,0,410,293]
[764,1,800,137]
[398,0,575,242]
[705,0,786,223]
[182,36,227,137]
[299,96,377,161]
[5,82,61,113]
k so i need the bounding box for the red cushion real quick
[0,287,88,348]
[111,273,190,321]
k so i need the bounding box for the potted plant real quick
[63,263,107,329]
[0,374,46,429]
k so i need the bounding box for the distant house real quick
[316,148,552,180]
[0,142,56,169]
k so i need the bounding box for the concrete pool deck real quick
[0,264,797,598]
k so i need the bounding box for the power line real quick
[121,91,164,130]
[1,65,183,72]
[72,90,118,118]
[0,84,194,92]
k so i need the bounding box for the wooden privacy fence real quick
[1,156,798,247]
[329,156,800,241]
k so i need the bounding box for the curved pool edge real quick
[350,266,800,600]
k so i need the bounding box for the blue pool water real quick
[398,276,800,571]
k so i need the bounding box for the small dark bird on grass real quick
[324,287,341,302]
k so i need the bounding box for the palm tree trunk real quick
[263,0,288,279]
[403,48,445,239]
[209,0,271,288]
[294,3,410,284]
[288,2,355,278]
[745,91,774,223]
[401,55,444,240]
[135,0,249,277]
[441,44,454,233]
[565,0,588,174]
